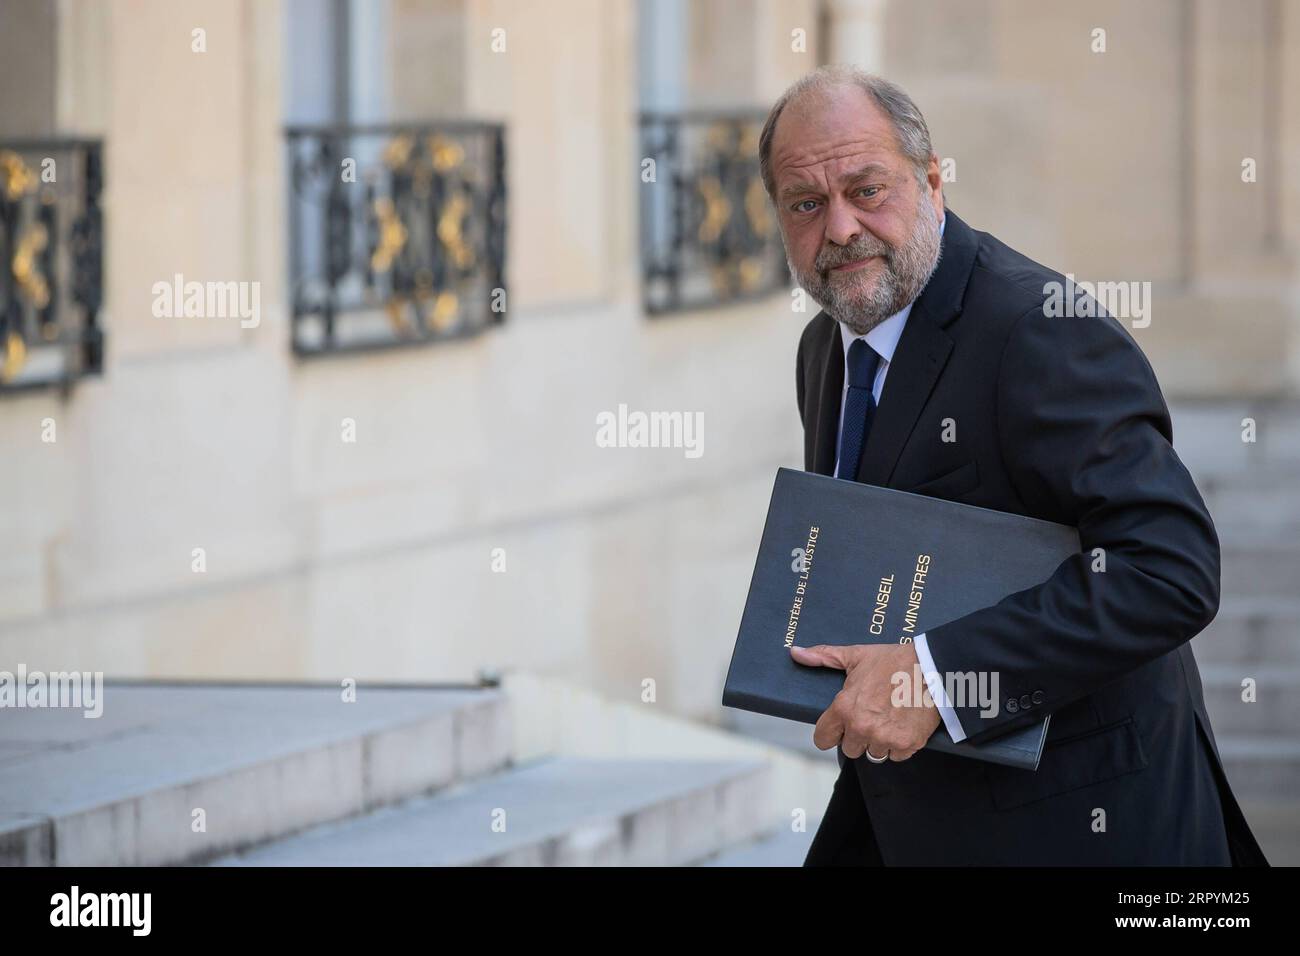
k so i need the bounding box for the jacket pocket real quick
[907,459,980,499]
[987,716,1148,811]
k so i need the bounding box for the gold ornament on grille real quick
[371,133,474,331]
[13,222,51,309]
[707,255,765,298]
[385,294,413,334]
[0,150,37,201]
[370,197,408,273]
[430,291,458,331]
[1,332,27,382]
[427,135,465,173]
[698,176,731,244]
[737,256,764,291]
[745,176,772,238]
[383,135,415,170]
[438,193,473,270]
[736,125,760,158]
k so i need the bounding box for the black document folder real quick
[723,468,1081,770]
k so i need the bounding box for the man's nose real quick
[824,199,863,248]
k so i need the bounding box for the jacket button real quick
[1031,690,1045,704]
[1006,698,1019,713]
[1019,694,1032,709]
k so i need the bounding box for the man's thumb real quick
[790,644,853,670]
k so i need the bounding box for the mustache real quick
[816,238,893,273]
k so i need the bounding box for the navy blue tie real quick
[836,339,881,481]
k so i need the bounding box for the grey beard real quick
[791,200,943,337]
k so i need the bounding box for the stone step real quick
[1199,665,1300,736]
[700,824,816,866]
[1191,598,1300,666]
[211,757,770,866]
[0,683,509,866]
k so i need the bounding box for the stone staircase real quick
[701,824,817,866]
[215,757,768,866]
[0,683,777,867]
[1177,402,1300,857]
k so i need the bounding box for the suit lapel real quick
[854,307,952,486]
[806,209,980,486]
[810,320,844,476]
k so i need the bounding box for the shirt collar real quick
[838,213,946,367]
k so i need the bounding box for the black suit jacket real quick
[799,209,1267,866]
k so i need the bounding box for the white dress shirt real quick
[832,217,966,743]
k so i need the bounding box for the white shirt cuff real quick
[914,632,967,743]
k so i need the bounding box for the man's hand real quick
[790,642,941,762]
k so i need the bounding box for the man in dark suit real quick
[759,65,1267,865]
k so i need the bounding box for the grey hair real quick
[758,65,935,201]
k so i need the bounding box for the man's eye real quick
[793,200,819,213]
[859,186,881,199]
